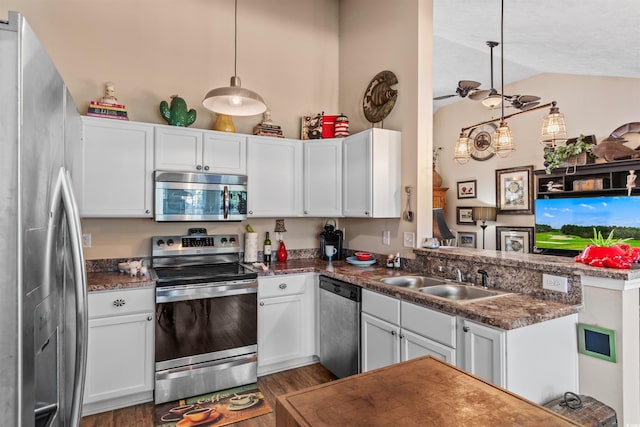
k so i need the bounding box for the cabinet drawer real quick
[362,289,400,325]
[401,301,456,348]
[88,287,155,318]
[259,274,310,298]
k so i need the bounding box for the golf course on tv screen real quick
[535,196,640,251]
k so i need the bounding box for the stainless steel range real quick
[152,228,258,404]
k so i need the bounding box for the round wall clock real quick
[469,123,497,161]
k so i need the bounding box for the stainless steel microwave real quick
[154,171,247,221]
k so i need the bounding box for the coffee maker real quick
[319,219,343,260]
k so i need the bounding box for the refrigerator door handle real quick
[59,168,88,427]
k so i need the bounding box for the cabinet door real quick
[83,312,154,404]
[303,139,342,216]
[202,132,247,174]
[258,294,306,368]
[247,137,302,217]
[361,312,400,372]
[342,131,372,217]
[154,125,203,171]
[461,319,505,386]
[401,329,456,364]
[81,117,154,217]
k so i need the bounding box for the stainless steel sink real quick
[418,284,499,300]
[380,275,448,288]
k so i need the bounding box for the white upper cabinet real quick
[246,136,302,217]
[303,139,342,217]
[155,125,246,174]
[80,117,154,217]
[342,128,401,217]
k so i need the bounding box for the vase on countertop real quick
[433,164,443,188]
[277,240,288,262]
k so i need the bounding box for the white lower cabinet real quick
[458,314,579,404]
[83,287,155,415]
[257,274,316,376]
[361,290,456,372]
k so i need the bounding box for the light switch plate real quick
[542,274,568,293]
[82,233,92,248]
[403,232,415,248]
[383,230,391,245]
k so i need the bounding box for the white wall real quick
[434,73,640,250]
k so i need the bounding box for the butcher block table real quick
[276,356,581,426]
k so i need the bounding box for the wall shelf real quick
[534,159,640,198]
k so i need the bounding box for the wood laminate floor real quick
[80,363,337,427]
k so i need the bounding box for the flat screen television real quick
[534,196,640,256]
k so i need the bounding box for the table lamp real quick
[472,206,497,249]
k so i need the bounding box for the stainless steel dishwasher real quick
[319,276,361,378]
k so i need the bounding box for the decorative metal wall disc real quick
[363,70,398,123]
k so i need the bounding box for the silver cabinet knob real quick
[399,333,405,339]
[147,316,153,321]
[279,283,287,290]
[113,298,125,307]
[259,302,264,306]
[145,209,151,214]
[204,165,210,171]
[463,326,470,332]
[391,330,396,336]
[196,165,203,170]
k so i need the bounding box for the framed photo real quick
[496,226,534,253]
[457,180,477,199]
[456,206,476,225]
[495,165,534,214]
[458,231,477,248]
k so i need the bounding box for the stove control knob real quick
[221,237,228,244]
[229,237,236,243]
[157,239,165,246]
[167,239,174,246]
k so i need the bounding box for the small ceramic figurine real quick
[100,82,119,104]
[627,169,636,196]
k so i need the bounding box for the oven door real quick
[154,280,257,403]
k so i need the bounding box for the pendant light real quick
[540,101,567,147]
[454,131,471,164]
[202,0,267,116]
[493,0,514,157]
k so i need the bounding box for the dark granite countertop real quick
[86,256,582,330]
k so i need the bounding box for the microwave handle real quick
[223,185,229,219]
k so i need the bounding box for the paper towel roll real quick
[244,232,258,263]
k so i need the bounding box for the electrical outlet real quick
[382,230,391,245]
[542,274,568,293]
[82,233,92,248]
[403,232,415,248]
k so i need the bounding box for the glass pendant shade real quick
[482,94,502,108]
[540,103,567,147]
[494,121,514,157]
[454,132,471,164]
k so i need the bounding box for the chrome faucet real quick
[454,268,463,282]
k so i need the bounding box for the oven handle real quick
[156,280,257,303]
[156,353,257,382]
[223,185,229,219]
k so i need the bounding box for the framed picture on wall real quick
[458,231,477,248]
[456,207,476,225]
[495,165,534,214]
[496,226,534,253]
[457,179,477,199]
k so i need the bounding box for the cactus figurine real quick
[159,95,197,127]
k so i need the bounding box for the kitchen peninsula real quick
[275,356,580,426]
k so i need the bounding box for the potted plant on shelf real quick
[544,134,595,174]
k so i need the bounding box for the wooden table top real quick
[275,356,581,427]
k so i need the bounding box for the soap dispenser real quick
[394,252,401,269]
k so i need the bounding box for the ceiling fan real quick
[436,41,541,111]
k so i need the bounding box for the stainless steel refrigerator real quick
[0,11,88,427]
